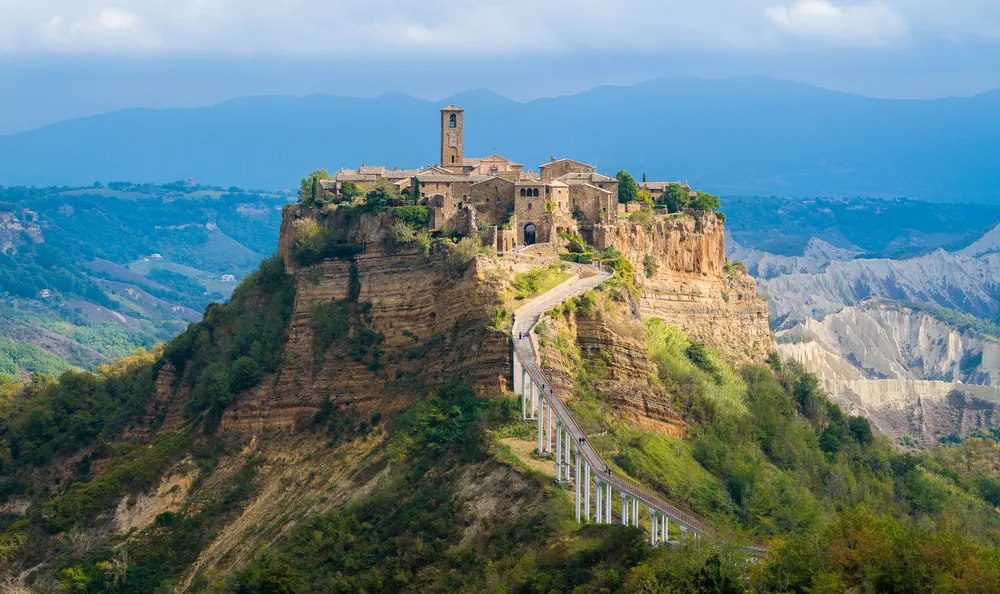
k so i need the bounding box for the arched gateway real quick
[524,223,537,245]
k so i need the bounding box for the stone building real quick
[322,105,678,251]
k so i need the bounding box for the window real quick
[545,186,550,194]
[520,188,526,196]
[451,156,455,163]
[528,203,532,211]
[532,188,539,197]
[449,114,456,128]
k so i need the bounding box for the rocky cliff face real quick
[220,205,512,432]
[594,212,772,363]
[537,292,685,436]
[213,206,767,433]
[779,299,1000,443]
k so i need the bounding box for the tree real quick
[365,186,394,210]
[310,176,320,204]
[662,185,689,213]
[616,170,638,204]
[689,191,720,211]
[341,181,363,200]
[297,169,330,204]
[642,172,647,182]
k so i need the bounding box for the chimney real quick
[550,156,556,162]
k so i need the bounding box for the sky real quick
[2,0,1000,133]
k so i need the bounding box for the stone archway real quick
[524,223,537,245]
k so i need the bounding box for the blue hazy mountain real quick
[3,76,1000,201]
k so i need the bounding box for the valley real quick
[728,196,1000,444]
[0,183,292,380]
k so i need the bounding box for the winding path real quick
[511,264,766,553]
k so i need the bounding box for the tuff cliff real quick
[203,206,766,433]
[593,212,772,363]
[537,291,686,436]
[220,205,513,432]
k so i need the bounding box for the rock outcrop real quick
[220,205,513,432]
[214,205,765,433]
[594,212,772,363]
[779,299,1000,443]
[538,292,685,436]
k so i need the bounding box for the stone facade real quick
[323,105,687,256]
[441,105,464,168]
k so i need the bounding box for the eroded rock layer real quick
[220,206,512,432]
[538,293,685,436]
[594,212,772,363]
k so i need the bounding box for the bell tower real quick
[441,105,464,168]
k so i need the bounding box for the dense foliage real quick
[557,314,1000,591]
[163,255,295,430]
[0,348,159,481]
[616,170,639,204]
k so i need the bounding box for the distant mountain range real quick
[4,77,1000,201]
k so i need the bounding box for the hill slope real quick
[0,184,290,378]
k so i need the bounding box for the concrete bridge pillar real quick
[650,510,658,545]
[546,405,553,453]
[662,515,669,544]
[584,463,591,522]
[536,393,544,454]
[530,381,537,419]
[564,428,571,481]
[621,492,628,525]
[575,450,582,521]
[605,483,612,523]
[594,481,604,524]
[632,498,639,527]
[520,365,528,419]
[555,420,563,480]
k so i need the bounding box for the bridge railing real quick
[514,272,767,553]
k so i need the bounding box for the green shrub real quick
[393,206,430,228]
[628,208,654,231]
[388,221,416,246]
[643,254,658,277]
[443,236,490,274]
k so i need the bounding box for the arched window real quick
[532,188,539,197]
[451,155,455,163]
[520,188,526,196]
[449,114,457,128]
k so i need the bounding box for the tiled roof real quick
[639,181,677,191]
[471,176,514,187]
[358,165,386,175]
[558,172,615,183]
[319,180,337,189]
[539,158,594,169]
[416,174,473,182]
[384,169,420,180]
[463,158,483,166]
[441,104,464,111]
[576,183,613,195]
[336,173,378,182]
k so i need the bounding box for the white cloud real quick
[98,7,138,32]
[766,0,908,44]
[0,0,994,56]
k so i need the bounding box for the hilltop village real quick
[315,105,701,251]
